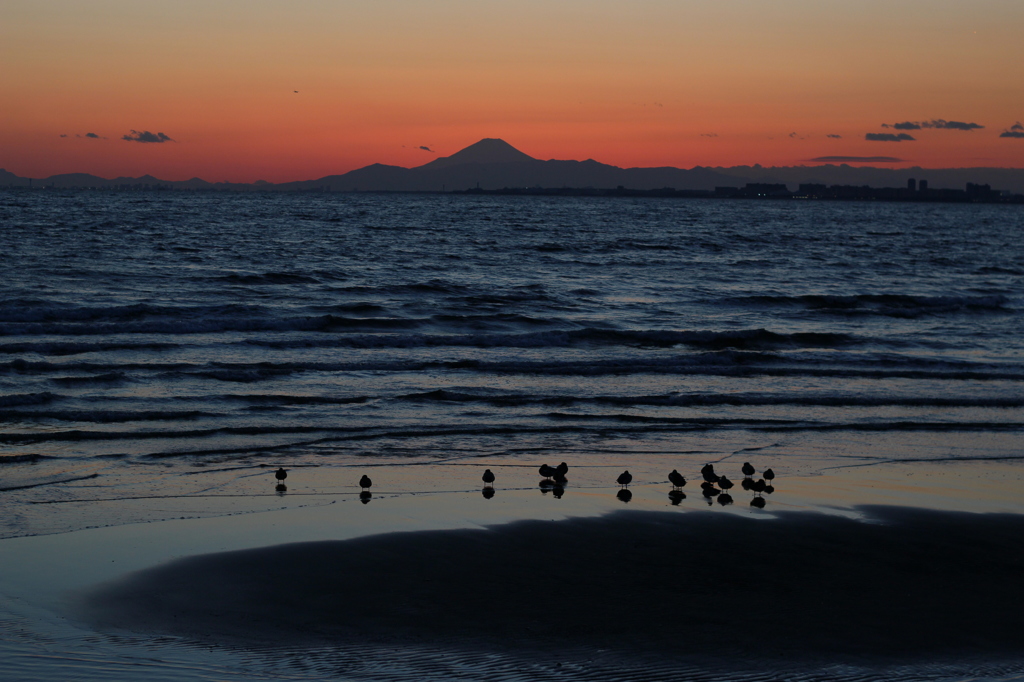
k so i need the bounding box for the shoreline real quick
[78,506,1024,664]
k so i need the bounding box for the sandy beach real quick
[79,506,1024,660]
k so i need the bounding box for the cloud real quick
[59,134,68,138]
[923,119,983,130]
[1001,122,1024,137]
[122,130,174,143]
[883,119,983,131]
[866,133,915,142]
[810,156,903,163]
[826,134,842,139]
[700,133,718,138]
[85,132,100,139]
[418,146,434,152]
[789,132,798,138]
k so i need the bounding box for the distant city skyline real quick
[2,0,1022,182]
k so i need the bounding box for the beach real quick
[2,192,1024,680]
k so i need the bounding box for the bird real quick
[555,462,569,477]
[752,478,767,493]
[539,464,557,480]
[718,475,734,492]
[482,469,495,486]
[742,462,755,478]
[764,468,775,483]
[668,469,686,489]
[359,474,372,490]
[275,467,287,482]
[701,463,720,484]
[617,470,633,487]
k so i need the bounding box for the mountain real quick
[3,140,1024,193]
[418,138,536,170]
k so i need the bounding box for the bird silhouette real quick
[616,470,633,487]
[718,475,734,492]
[482,469,495,486]
[742,462,755,478]
[275,467,287,482]
[668,469,686,489]
[764,468,775,484]
[701,463,720,484]
[359,474,372,490]
[752,478,767,493]
[539,464,556,480]
[555,461,569,477]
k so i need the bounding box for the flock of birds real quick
[272,460,777,507]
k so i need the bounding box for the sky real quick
[2,0,1022,182]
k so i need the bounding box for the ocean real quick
[2,191,1024,680]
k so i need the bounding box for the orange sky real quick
[2,0,1022,182]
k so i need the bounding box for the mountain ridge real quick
[4,139,1024,193]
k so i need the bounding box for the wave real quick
[0,409,211,424]
[398,389,1024,409]
[0,392,62,408]
[214,271,320,285]
[4,350,1023,381]
[727,293,1013,317]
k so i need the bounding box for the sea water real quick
[1,191,1023,680]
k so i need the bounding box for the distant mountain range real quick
[4,138,1024,193]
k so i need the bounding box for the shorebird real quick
[718,475,734,492]
[616,470,633,487]
[359,474,372,490]
[742,462,755,478]
[275,467,287,482]
[539,464,557,480]
[668,469,686,489]
[482,469,495,486]
[701,463,720,484]
[752,478,767,493]
[556,462,569,477]
[764,468,775,484]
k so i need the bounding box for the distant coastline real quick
[4,138,1024,199]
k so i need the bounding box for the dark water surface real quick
[2,192,1024,680]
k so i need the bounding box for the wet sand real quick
[80,506,1024,667]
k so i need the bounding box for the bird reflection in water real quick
[539,479,555,494]
[275,483,287,495]
[552,484,565,499]
[482,487,495,500]
[359,491,372,505]
[668,489,685,505]
[750,496,766,509]
[717,493,733,506]
[616,488,632,503]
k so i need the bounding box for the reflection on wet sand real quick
[616,488,632,503]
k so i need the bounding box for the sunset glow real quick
[3,0,1022,182]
